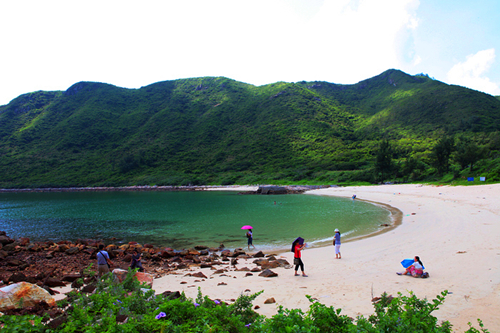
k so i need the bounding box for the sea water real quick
[0,191,391,251]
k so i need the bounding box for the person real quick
[292,237,307,277]
[399,256,424,277]
[333,228,341,259]
[352,194,356,200]
[246,228,256,250]
[96,244,113,277]
[130,249,144,272]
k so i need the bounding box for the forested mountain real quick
[1,69,499,187]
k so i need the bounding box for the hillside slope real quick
[1,70,499,187]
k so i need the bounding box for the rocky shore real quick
[0,230,289,319]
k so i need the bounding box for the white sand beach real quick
[151,184,500,332]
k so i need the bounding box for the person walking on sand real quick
[333,228,341,259]
[292,237,307,277]
[96,244,113,277]
[246,228,256,250]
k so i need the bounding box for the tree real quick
[431,136,454,174]
[454,137,484,172]
[375,139,394,182]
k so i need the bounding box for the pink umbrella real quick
[241,225,253,230]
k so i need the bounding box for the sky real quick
[1,0,499,106]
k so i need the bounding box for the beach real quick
[149,184,500,332]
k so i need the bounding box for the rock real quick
[236,267,250,271]
[200,263,212,269]
[253,251,265,258]
[267,255,277,261]
[71,279,83,289]
[245,273,253,277]
[0,282,56,311]
[81,284,96,293]
[44,278,66,288]
[62,274,82,282]
[6,259,23,266]
[134,272,154,288]
[0,235,14,245]
[264,297,276,304]
[254,305,260,309]
[18,237,30,246]
[8,272,27,283]
[258,269,278,278]
[111,269,154,288]
[191,272,208,279]
[217,282,227,286]
[231,258,238,266]
[0,250,7,259]
[65,247,80,255]
[212,269,226,275]
[251,267,261,272]
[48,316,67,330]
[253,259,269,266]
[162,291,181,299]
[261,261,280,269]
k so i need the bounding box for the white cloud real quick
[447,49,500,95]
[0,0,421,105]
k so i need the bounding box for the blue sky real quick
[1,0,499,106]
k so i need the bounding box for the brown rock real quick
[19,237,30,246]
[0,282,56,311]
[65,247,80,255]
[200,263,212,269]
[245,273,253,277]
[81,284,96,293]
[254,305,260,309]
[134,272,154,288]
[62,274,83,282]
[48,316,67,330]
[258,269,278,278]
[44,278,66,288]
[237,267,250,271]
[251,267,261,272]
[253,251,265,258]
[0,235,14,245]
[8,272,27,283]
[191,272,208,279]
[212,269,226,275]
[217,282,227,286]
[264,297,276,304]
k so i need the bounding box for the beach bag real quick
[293,258,300,266]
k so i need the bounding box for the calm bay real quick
[0,191,392,251]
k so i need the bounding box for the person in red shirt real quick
[292,237,307,277]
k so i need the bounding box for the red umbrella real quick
[241,225,253,230]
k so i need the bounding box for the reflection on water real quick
[0,191,391,251]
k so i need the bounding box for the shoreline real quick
[146,184,500,332]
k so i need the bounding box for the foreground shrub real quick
[0,272,489,332]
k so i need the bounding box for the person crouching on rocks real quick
[130,249,144,272]
[97,244,113,277]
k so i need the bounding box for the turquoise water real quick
[0,191,391,251]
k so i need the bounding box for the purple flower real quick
[194,302,200,307]
[214,300,220,305]
[245,323,251,327]
[155,312,166,320]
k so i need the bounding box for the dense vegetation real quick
[1,69,500,188]
[0,269,489,332]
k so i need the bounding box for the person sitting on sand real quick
[399,256,424,277]
[130,249,144,272]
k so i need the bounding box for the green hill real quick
[1,69,499,187]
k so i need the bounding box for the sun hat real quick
[334,228,339,232]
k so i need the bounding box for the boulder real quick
[19,237,30,246]
[264,297,276,304]
[62,274,82,283]
[258,269,278,278]
[0,235,14,245]
[65,247,80,255]
[253,251,265,258]
[0,282,56,311]
[8,272,27,283]
[191,272,207,279]
[111,269,154,288]
[44,278,66,288]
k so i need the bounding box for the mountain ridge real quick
[1,69,499,187]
